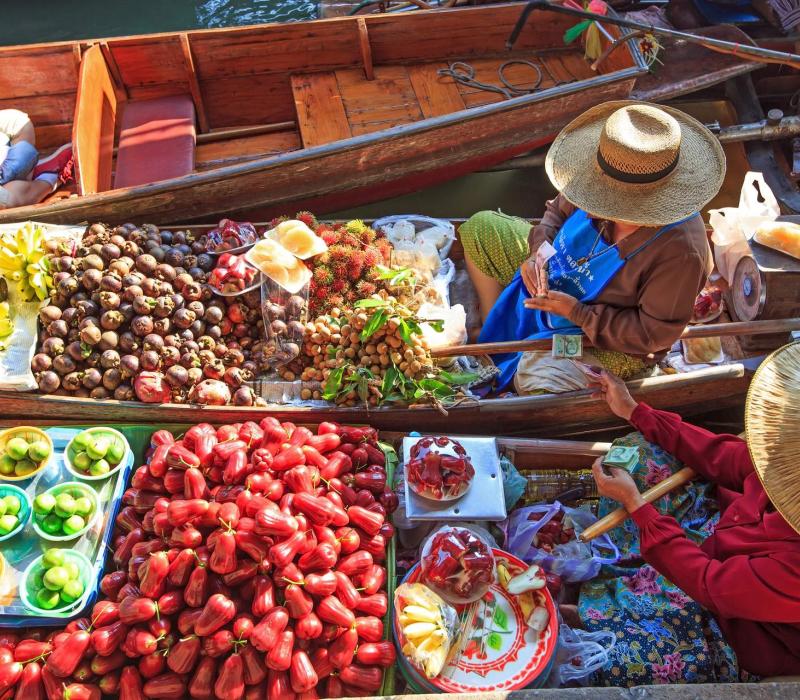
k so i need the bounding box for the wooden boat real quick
[0,6,758,227]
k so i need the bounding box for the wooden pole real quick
[579,467,697,542]
[430,317,800,359]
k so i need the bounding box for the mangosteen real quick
[189,267,205,281]
[99,331,119,351]
[165,365,189,388]
[141,350,161,372]
[170,294,185,310]
[164,334,180,348]
[143,334,164,353]
[80,325,102,346]
[74,387,90,398]
[173,308,196,330]
[224,366,246,388]
[47,319,69,338]
[180,352,200,369]
[161,346,180,368]
[66,341,86,362]
[203,306,223,325]
[153,296,175,319]
[115,384,135,401]
[233,387,255,407]
[183,282,202,302]
[102,368,123,391]
[225,348,245,367]
[57,276,79,298]
[88,223,107,238]
[99,275,122,293]
[174,273,193,292]
[131,316,154,337]
[264,302,285,321]
[196,253,214,272]
[187,367,203,385]
[85,352,101,368]
[61,307,79,326]
[119,332,139,353]
[122,241,141,258]
[123,285,144,303]
[42,337,65,356]
[100,349,120,370]
[203,358,225,380]
[110,234,127,248]
[31,353,52,372]
[99,291,120,310]
[119,303,135,323]
[287,320,305,338]
[81,254,105,272]
[213,343,228,359]
[271,320,288,337]
[286,295,306,318]
[133,296,156,316]
[153,318,172,336]
[198,336,216,351]
[180,340,199,355]
[39,306,62,325]
[135,254,158,275]
[90,386,110,400]
[120,355,139,378]
[122,272,144,288]
[155,263,177,283]
[108,259,131,278]
[189,320,206,338]
[207,325,221,340]
[101,310,124,331]
[76,299,99,319]
[164,248,184,268]
[53,354,77,376]
[160,231,174,245]
[100,243,122,262]
[37,371,60,393]
[82,368,103,389]
[81,268,103,292]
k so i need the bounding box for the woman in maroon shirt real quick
[583,346,800,683]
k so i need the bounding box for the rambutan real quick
[363,247,382,267]
[313,266,334,286]
[331,278,347,293]
[345,290,359,303]
[329,245,350,265]
[296,211,318,228]
[320,230,341,246]
[356,280,377,297]
[328,294,345,308]
[374,238,393,262]
[315,285,330,300]
[345,219,367,236]
[360,226,377,244]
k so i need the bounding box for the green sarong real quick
[458,210,531,286]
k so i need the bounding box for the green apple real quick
[13,459,37,477]
[33,493,56,516]
[43,566,69,590]
[41,514,63,535]
[73,496,92,518]
[5,437,29,461]
[72,451,91,471]
[0,514,18,535]
[62,515,85,536]
[85,437,109,461]
[106,441,125,466]
[59,578,84,604]
[0,499,6,518]
[42,548,66,569]
[54,493,76,518]
[35,587,60,610]
[0,455,15,476]
[27,440,51,463]
[88,459,110,477]
[3,495,20,516]
[72,431,91,450]
[64,562,80,580]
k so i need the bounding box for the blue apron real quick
[478,209,694,390]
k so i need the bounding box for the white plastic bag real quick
[418,302,467,351]
[545,619,616,687]
[709,172,779,283]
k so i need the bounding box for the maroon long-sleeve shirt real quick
[628,403,800,677]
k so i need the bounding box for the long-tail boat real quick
[0,5,757,226]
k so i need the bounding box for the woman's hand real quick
[591,458,646,513]
[520,256,541,297]
[523,290,578,318]
[588,370,639,421]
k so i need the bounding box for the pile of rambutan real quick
[269,212,393,317]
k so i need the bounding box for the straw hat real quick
[545,100,726,226]
[745,342,800,535]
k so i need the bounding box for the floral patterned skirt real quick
[577,432,741,687]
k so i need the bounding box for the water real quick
[0,0,317,45]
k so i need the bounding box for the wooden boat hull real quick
[0,364,749,437]
[0,71,639,225]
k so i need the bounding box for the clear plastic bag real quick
[259,278,308,372]
[504,501,619,583]
[420,525,496,604]
[545,618,616,687]
[373,215,456,260]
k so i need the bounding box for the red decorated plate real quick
[394,549,558,693]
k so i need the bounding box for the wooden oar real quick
[430,317,800,358]
[578,467,696,542]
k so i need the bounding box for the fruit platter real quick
[0,426,133,624]
[406,437,475,501]
[420,526,495,604]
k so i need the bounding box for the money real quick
[602,445,640,473]
[572,359,602,380]
[552,334,583,359]
[534,241,556,297]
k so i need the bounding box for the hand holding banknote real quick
[587,370,639,421]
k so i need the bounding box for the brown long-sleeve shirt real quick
[529,194,712,358]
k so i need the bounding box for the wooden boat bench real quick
[113,95,196,189]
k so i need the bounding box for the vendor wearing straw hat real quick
[576,345,800,685]
[459,101,723,394]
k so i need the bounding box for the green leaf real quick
[439,370,480,385]
[381,365,399,397]
[426,319,445,333]
[487,633,503,651]
[397,319,422,345]
[322,366,345,401]
[492,607,508,631]
[418,378,453,398]
[564,20,591,44]
[357,378,369,404]
[354,298,386,309]
[360,309,388,341]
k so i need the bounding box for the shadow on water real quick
[0,0,317,45]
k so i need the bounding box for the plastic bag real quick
[259,278,308,372]
[709,172,779,283]
[205,219,258,253]
[504,501,619,582]
[500,456,526,510]
[420,525,496,604]
[545,618,616,687]
[418,302,467,351]
[373,215,456,259]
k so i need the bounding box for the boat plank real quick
[108,39,189,88]
[195,130,301,170]
[336,66,423,135]
[291,72,352,147]
[33,124,74,151]
[202,74,295,128]
[408,63,466,118]
[73,44,117,195]
[179,34,210,133]
[0,93,76,127]
[0,48,78,98]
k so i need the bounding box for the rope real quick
[437,59,546,99]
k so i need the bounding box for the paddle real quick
[430,317,800,358]
[578,467,697,542]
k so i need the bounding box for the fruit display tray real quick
[0,427,134,626]
[403,437,507,521]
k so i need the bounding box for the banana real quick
[396,583,455,680]
[0,302,9,319]
[401,605,439,623]
[1,224,54,303]
[0,318,14,338]
[403,622,437,640]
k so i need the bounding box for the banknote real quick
[552,334,583,359]
[534,241,556,297]
[602,445,640,473]
[571,359,602,380]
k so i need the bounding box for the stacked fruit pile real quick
[0,419,397,699]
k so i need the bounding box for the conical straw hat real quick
[745,342,800,535]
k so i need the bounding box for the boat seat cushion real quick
[114,95,196,189]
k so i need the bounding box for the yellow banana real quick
[401,605,439,623]
[403,622,437,639]
[0,318,13,338]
